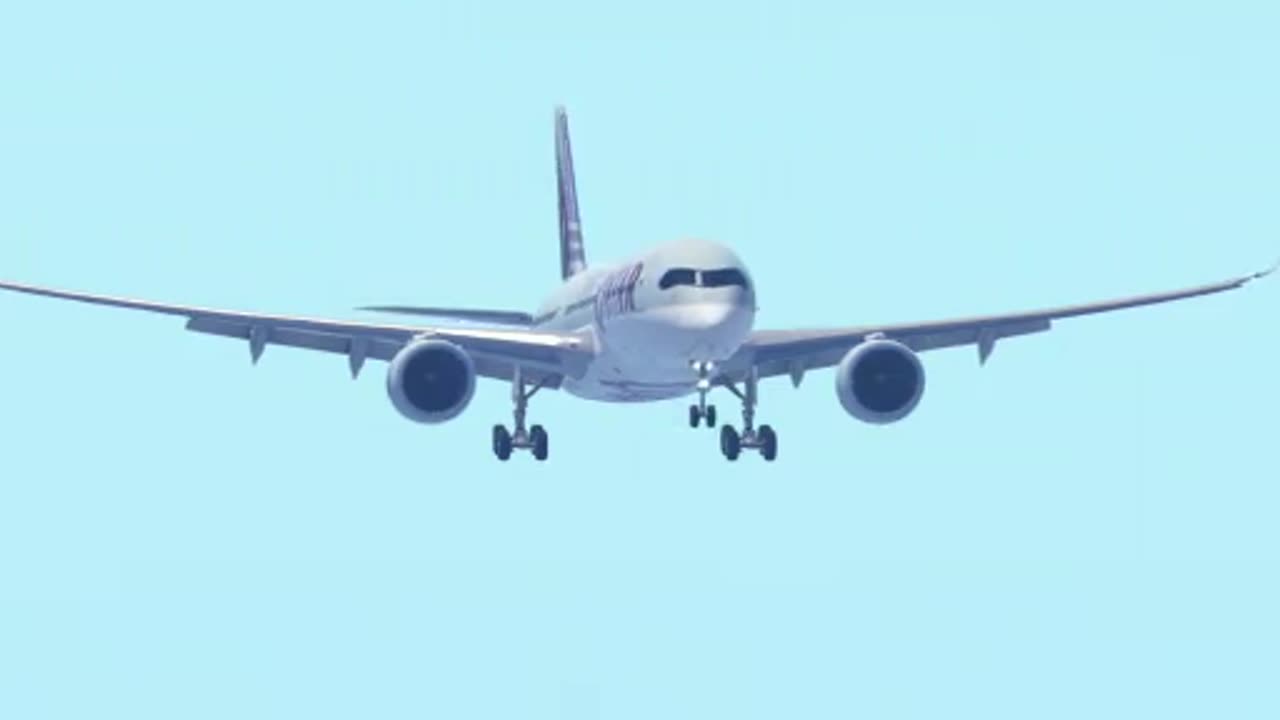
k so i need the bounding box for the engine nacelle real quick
[386,339,477,424]
[835,339,926,424]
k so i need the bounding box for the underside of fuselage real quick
[563,373,697,402]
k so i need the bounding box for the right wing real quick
[0,279,593,385]
[720,263,1275,385]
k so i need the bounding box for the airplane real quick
[0,107,1274,462]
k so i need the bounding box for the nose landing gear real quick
[492,368,550,461]
[689,403,717,428]
[688,361,717,428]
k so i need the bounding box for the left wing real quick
[719,263,1276,386]
[0,279,593,383]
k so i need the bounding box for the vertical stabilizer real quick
[555,106,587,279]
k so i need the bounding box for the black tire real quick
[759,424,777,462]
[530,424,549,461]
[688,404,701,428]
[704,404,717,428]
[719,425,741,461]
[492,424,513,461]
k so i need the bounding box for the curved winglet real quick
[1250,259,1280,282]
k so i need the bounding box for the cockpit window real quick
[700,268,749,289]
[658,266,751,290]
[658,268,698,289]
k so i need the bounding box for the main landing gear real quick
[492,367,549,461]
[717,367,777,462]
[688,360,717,428]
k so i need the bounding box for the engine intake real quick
[835,339,925,424]
[386,339,477,424]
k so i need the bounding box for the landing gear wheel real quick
[689,404,701,428]
[719,367,779,462]
[758,424,777,462]
[492,424,513,461]
[494,368,553,461]
[704,404,717,428]
[720,425,741,461]
[530,424,549,461]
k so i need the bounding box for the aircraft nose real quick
[676,302,738,330]
[674,301,754,361]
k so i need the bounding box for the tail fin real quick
[556,106,587,279]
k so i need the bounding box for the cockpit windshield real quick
[700,268,749,288]
[658,267,749,290]
[658,268,698,289]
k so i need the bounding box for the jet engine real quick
[386,339,477,423]
[835,339,925,424]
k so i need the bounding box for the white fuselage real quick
[531,238,756,402]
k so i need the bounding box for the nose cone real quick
[674,301,754,361]
[673,301,739,331]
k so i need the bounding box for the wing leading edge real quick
[722,263,1276,386]
[0,279,592,382]
[355,305,534,326]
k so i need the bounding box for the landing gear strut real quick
[492,367,549,461]
[718,367,777,461]
[687,360,717,429]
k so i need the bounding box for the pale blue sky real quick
[1,2,1277,718]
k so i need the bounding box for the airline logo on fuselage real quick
[594,262,643,331]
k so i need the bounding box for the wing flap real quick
[186,315,570,384]
[899,317,1052,358]
[185,317,402,360]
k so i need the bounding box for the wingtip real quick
[1251,258,1280,281]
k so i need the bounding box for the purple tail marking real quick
[556,106,587,279]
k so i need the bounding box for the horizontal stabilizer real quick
[356,305,534,325]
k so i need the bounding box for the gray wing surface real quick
[0,279,591,384]
[355,305,534,325]
[721,264,1275,385]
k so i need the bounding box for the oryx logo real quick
[594,262,643,332]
